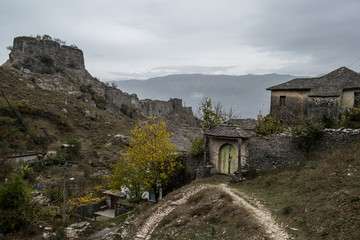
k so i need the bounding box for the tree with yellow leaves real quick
[110,118,178,202]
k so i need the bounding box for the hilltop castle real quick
[3,36,192,118]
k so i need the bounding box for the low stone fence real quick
[245,129,360,172]
[312,128,360,152]
[246,135,305,172]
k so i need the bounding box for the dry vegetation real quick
[233,142,360,239]
[0,67,136,163]
[151,187,269,240]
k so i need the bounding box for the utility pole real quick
[62,158,67,226]
[61,144,70,227]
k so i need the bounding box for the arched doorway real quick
[219,144,237,174]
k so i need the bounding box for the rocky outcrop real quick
[3,36,193,118]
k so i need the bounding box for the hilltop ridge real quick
[2,36,195,119]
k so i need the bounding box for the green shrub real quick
[120,104,135,118]
[0,140,9,155]
[40,66,55,74]
[339,108,360,128]
[291,117,324,152]
[65,138,82,162]
[322,115,337,128]
[83,165,91,178]
[80,84,93,94]
[37,55,54,67]
[0,172,41,233]
[189,136,205,159]
[69,76,77,84]
[79,84,107,110]
[92,93,106,110]
[255,114,285,137]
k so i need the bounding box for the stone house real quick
[202,67,360,176]
[267,67,360,124]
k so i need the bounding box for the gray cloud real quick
[1,0,360,80]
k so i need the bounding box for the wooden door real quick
[111,196,117,209]
[219,144,237,174]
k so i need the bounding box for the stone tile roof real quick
[267,67,360,97]
[225,118,257,131]
[205,125,252,138]
[103,190,126,198]
[170,127,203,152]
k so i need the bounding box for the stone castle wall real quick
[4,36,192,117]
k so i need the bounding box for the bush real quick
[322,115,337,128]
[0,140,9,155]
[291,117,324,152]
[69,76,77,84]
[37,55,54,67]
[120,104,135,118]
[65,138,82,162]
[0,172,41,233]
[339,108,360,128]
[255,114,285,137]
[92,93,107,110]
[189,136,205,159]
[79,84,107,110]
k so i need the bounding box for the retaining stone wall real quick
[247,129,360,172]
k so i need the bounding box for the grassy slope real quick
[233,143,360,240]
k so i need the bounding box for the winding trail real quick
[134,183,290,240]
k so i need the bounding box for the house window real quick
[354,92,360,108]
[279,96,286,106]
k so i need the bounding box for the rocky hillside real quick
[0,66,136,165]
[0,36,197,167]
[3,36,196,120]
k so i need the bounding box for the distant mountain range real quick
[106,73,302,118]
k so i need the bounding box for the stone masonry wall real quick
[246,130,360,172]
[307,96,340,123]
[312,129,360,152]
[247,135,305,171]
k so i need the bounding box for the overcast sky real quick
[1,0,360,80]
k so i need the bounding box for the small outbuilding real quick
[204,119,256,175]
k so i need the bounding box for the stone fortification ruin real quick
[3,36,192,117]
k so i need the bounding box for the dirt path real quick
[133,183,290,240]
